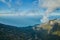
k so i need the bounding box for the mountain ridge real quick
[0,19,60,40]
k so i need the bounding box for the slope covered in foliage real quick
[0,19,60,40]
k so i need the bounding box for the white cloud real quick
[16,0,22,6]
[0,0,12,8]
[39,0,60,12]
[38,0,60,23]
[0,0,5,2]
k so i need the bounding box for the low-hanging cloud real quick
[39,0,60,23]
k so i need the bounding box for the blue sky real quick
[0,0,38,11]
[0,0,40,27]
[0,0,60,27]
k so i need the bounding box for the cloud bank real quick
[39,0,60,23]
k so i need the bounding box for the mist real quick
[39,0,60,23]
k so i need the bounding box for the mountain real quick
[0,19,60,40]
[0,23,39,40]
[33,19,60,40]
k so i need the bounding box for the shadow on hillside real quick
[48,34,60,40]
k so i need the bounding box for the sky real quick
[0,0,60,27]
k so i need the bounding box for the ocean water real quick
[0,16,60,27]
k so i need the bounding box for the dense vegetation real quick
[0,19,60,40]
